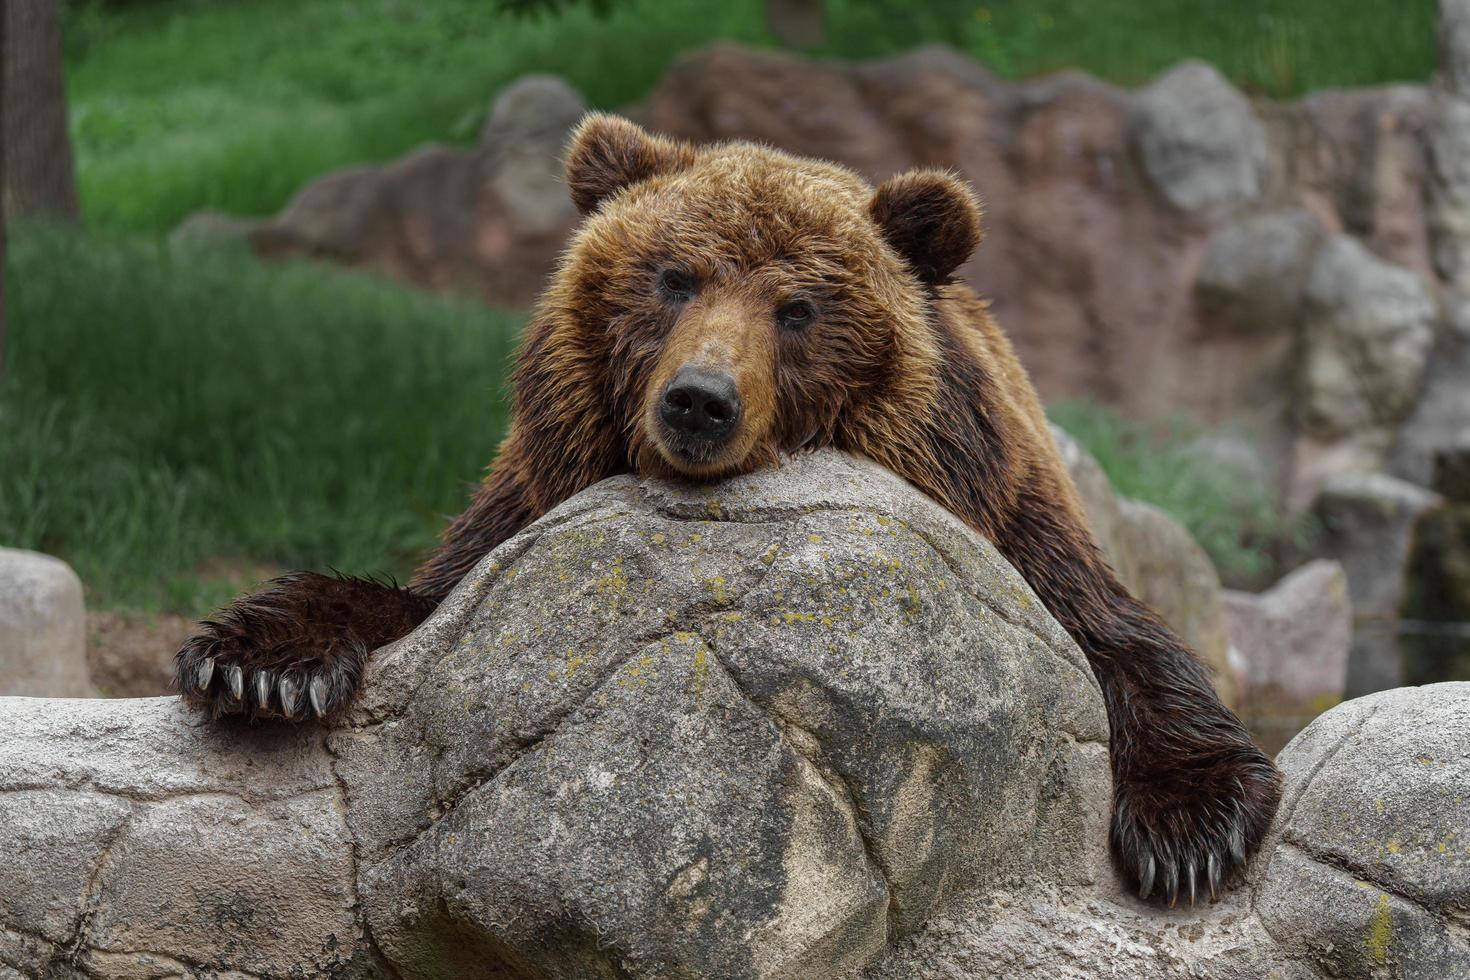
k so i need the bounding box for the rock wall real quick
[4,453,1466,979]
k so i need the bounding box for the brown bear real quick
[176,114,1281,907]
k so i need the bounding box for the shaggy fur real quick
[176,114,1281,904]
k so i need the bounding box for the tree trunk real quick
[1,3,8,378]
[764,0,825,48]
[2,0,80,222]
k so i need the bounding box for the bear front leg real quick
[992,488,1282,905]
[1080,593,1282,905]
[175,573,435,721]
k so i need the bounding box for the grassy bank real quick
[2,224,519,612]
[66,0,1436,234]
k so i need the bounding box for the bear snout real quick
[659,366,743,447]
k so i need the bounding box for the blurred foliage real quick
[1,222,520,612]
[61,0,1435,234]
[1049,402,1316,588]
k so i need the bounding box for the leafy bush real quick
[1,223,521,611]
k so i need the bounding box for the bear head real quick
[534,113,983,480]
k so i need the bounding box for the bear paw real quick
[174,572,434,722]
[1111,740,1282,906]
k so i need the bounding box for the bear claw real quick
[173,571,429,725]
[309,676,329,719]
[225,665,244,703]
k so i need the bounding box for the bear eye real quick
[657,268,696,301]
[777,299,817,332]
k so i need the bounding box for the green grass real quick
[1,222,521,613]
[1049,402,1310,587]
[65,0,1436,235]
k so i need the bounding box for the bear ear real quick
[869,170,983,285]
[565,113,696,216]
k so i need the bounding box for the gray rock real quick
[0,548,92,697]
[247,75,587,307]
[3,453,1468,978]
[1196,208,1324,335]
[1387,298,1470,487]
[0,697,367,977]
[1425,93,1470,288]
[1297,235,1437,442]
[1256,683,1470,979]
[1441,0,1470,101]
[348,451,1112,977]
[1130,60,1269,215]
[1224,560,1352,750]
[479,74,587,233]
[1310,472,1443,697]
[167,208,262,252]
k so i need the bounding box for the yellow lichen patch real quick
[706,499,724,519]
[673,631,696,644]
[760,544,780,566]
[706,575,730,605]
[782,611,816,624]
[1386,838,1402,855]
[904,584,922,621]
[721,611,743,623]
[651,532,667,546]
[807,533,824,544]
[1366,893,1392,965]
[690,532,704,545]
[594,563,630,606]
[690,646,708,701]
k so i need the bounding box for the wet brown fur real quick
[177,114,1281,904]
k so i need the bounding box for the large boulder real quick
[1195,207,1324,337]
[1253,683,1470,979]
[4,453,1468,978]
[205,74,588,307]
[0,547,92,698]
[1129,60,1269,216]
[1296,236,1437,444]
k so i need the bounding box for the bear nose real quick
[660,367,742,441]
